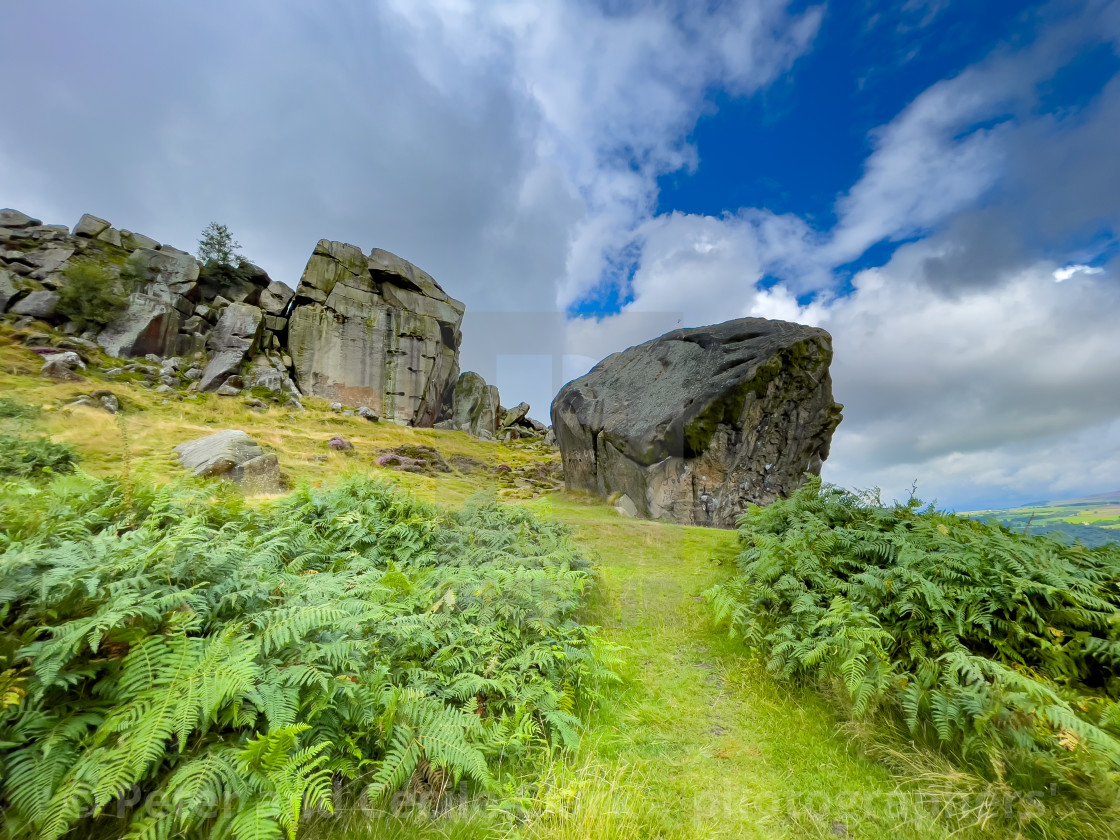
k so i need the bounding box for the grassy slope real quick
[0,327,1009,839]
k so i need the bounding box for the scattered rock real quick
[330,402,343,413]
[92,390,119,414]
[216,382,242,396]
[356,405,379,422]
[40,351,86,381]
[173,429,281,494]
[499,401,530,430]
[613,494,639,518]
[374,445,450,475]
[551,317,843,527]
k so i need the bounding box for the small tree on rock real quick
[197,222,242,266]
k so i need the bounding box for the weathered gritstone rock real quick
[41,350,86,381]
[199,303,263,392]
[444,371,500,437]
[0,269,17,312]
[287,239,464,425]
[173,429,281,494]
[10,290,59,319]
[551,317,843,528]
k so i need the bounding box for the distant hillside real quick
[968,491,1120,547]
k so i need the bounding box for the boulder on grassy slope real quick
[173,429,281,494]
[550,317,843,528]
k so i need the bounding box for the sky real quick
[2,0,1118,510]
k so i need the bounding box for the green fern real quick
[706,477,1120,803]
[0,478,614,839]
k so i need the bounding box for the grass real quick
[0,323,1109,839]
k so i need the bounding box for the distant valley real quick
[968,491,1120,547]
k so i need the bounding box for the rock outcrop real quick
[1,208,470,425]
[551,317,843,528]
[286,240,465,425]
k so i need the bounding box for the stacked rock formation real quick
[0,208,468,424]
[286,240,465,425]
[551,317,843,528]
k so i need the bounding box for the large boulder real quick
[97,294,182,359]
[446,371,500,437]
[125,248,200,301]
[199,303,263,391]
[287,239,464,425]
[173,429,281,494]
[551,317,843,528]
[10,290,59,319]
[97,248,201,358]
[73,213,111,238]
[0,209,38,228]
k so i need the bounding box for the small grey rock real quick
[216,383,241,397]
[356,406,379,422]
[41,351,86,381]
[91,391,119,414]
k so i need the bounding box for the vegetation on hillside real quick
[198,222,244,267]
[0,434,78,479]
[56,261,133,330]
[0,477,610,840]
[707,479,1120,813]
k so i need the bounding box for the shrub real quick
[56,261,130,329]
[0,398,37,419]
[706,478,1120,801]
[0,478,612,840]
[0,434,77,478]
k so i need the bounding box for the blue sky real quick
[1,0,1119,509]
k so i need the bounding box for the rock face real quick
[173,430,281,494]
[287,239,464,425]
[551,317,843,528]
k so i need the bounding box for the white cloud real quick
[1053,264,1105,282]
